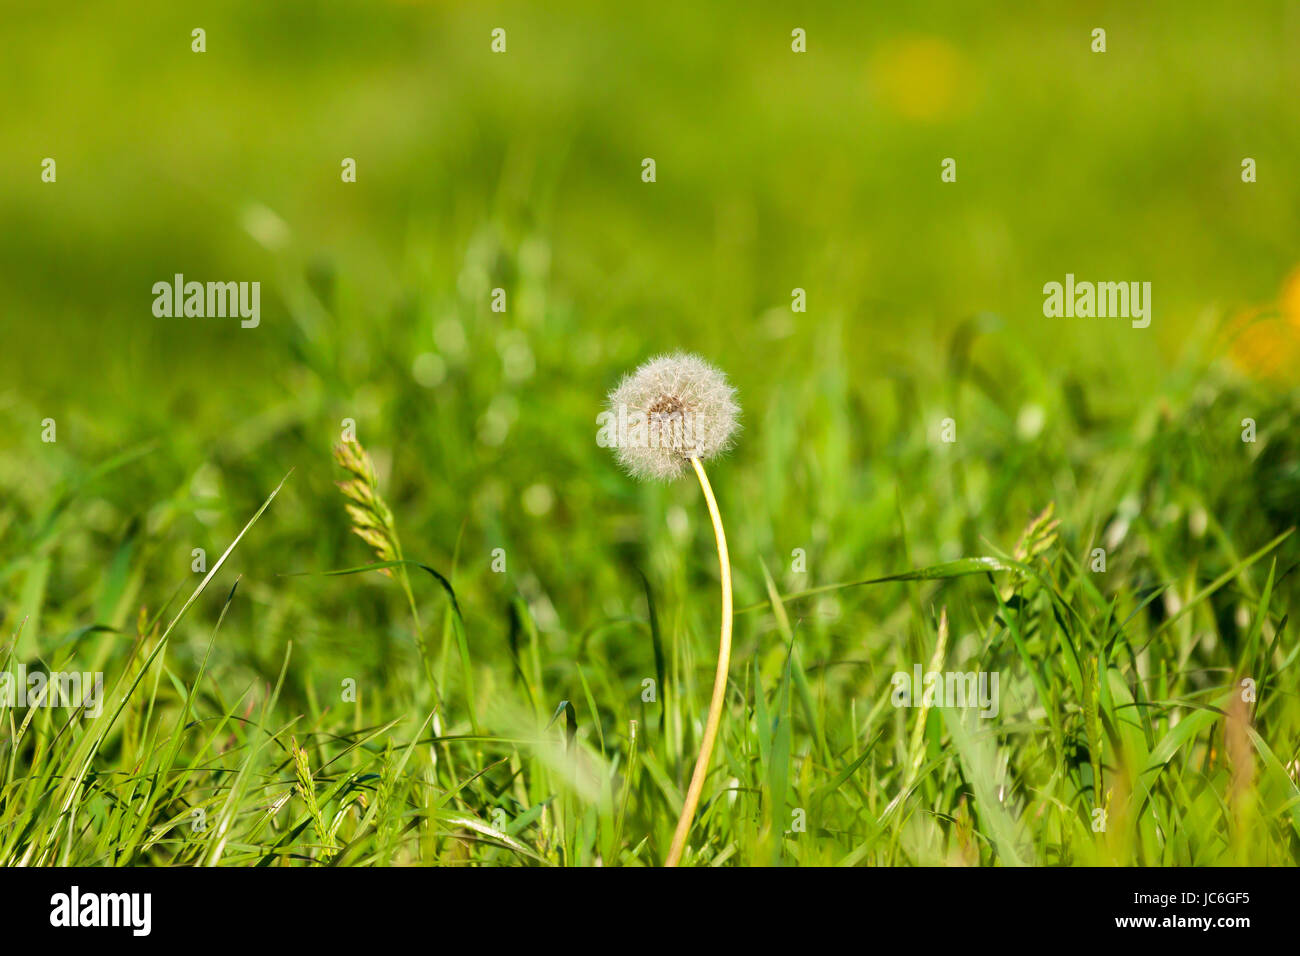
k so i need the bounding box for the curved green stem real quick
[665,457,732,867]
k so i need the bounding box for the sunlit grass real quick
[0,1,1298,868]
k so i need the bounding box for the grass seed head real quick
[333,441,402,575]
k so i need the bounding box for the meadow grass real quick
[1,290,1297,866]
[1,1,1298,868]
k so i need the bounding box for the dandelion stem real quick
[665,456,732,867]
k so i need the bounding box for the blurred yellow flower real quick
[1280,267,1300,330]
[1226,267,1300,382]
[868,35,973,122]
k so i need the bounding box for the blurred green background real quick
[3,1,1298,404]
[3,0,1297,597]
[1,1,1299,866]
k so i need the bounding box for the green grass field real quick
[1,1,1298,867]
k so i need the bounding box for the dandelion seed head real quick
[606,352,740,481]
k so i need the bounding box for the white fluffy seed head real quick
[606,352,741,481]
